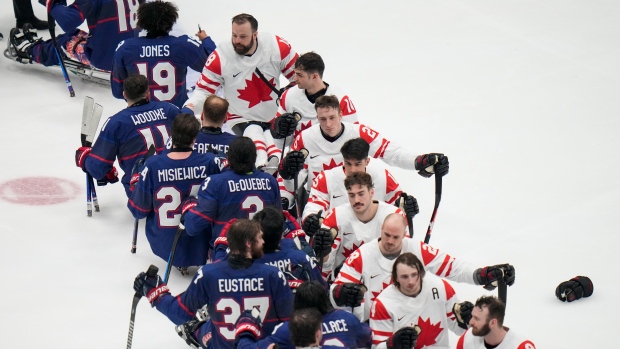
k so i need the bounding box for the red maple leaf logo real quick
[312,158,343,179]
[342,241,363,260]
[371,281,391,302]
[293,120,313,139]
[414,317,443,349]
[237,73,275,108]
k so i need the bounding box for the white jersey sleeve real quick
[402,238,478,284]
[457,327,537,349]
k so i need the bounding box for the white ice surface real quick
[1,1,619,348]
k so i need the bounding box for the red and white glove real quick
[75,146,91,171]
[96,167,119,186]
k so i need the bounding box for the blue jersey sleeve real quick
[127,159,155,219]
[271,270,294,322]
[111,41,130,99]
[184,177,218,237]
[50,2,87,33]
[154,265,211,325]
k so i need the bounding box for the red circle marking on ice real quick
[0,177,81,205]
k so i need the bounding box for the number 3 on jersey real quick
[136,62,177,102]
[216,297,271,340]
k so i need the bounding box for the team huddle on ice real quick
[5,1,557,348]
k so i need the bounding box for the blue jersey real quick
[184,170,281,253]
[112,34,216,107]
[163,127,237,157]
[154,258,294,349]
[50,0,140,71]
[84,101,191,197]
[127,152,222,266]
[248,309,372,349]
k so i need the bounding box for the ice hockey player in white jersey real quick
[370,253,474,349]
[269,51,359,159]
[302,137,403,228]
[456,296,536,349]
[311,172,408,279]
[184,13,298,170]
[331,213,478,322]
[278,95,449,199]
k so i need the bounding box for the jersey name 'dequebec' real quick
[228,178,273,192]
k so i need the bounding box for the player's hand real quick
[279,150,307,180]
[96,166,119,186]
[75,146,91,171]
[475,264,515,290]
[556,276,593,302]
[414,153,449,178]
[302,210,323,237]
[133,272,169,306]
[196,29,208,41]
[396,193,419,218]
[453,301,474,329]
[270,113,301,139]
[387,326,421,349]
[311,228,335,258]
[234,309,262,340]
[179,197,198,226]
[332,283,366,307]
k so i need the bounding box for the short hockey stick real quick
[89,174,99,212]
[163,227,184,283]
[131,145,156,254]
[423,174,442,244]
[85,173,92,216]
[48,11,75,97]
[80,97,103,216]
[293,149,309,221]
[498,278,508,307]
[127,264,158,349]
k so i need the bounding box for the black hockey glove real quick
[475,264,515,290]
[270,112,301,139]
[311,228,336,258]
[396,193,419,218]
[556,276,593,302]
[302,210,323,237]
[96,166,119,186]
[387,326,421,349]
[453,301,474,330]
[129,157,148,192]
[179,196,198,227]
[279,150,307,180]
[234,309,262,344]
[414,153,449,178]
[332,283,366,307]
[134,272,169,306]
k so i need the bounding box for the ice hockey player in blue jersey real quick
[134,219,293,349]
[111,0,216,108]
[127,114,223,267]
[233,281,371,349]
[8,0,143,71]
[163,96,237,157]
[75,75,192,197]
[183,136,281,257]
[211,206,326,289]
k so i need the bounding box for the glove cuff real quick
[572,276,593,298]
[235,323,261,338]
[147,284,170,305]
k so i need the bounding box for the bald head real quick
[379,213,408,256]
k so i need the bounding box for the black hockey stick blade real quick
[163,228,184,284]
[424,174,443,244]
[498,278,508,307]
[127,265,158,349]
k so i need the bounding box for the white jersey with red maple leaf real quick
[320,201,407,278]
[187,32,298,127]
[456,327,536,349]
[332,237,478,322]
[370,277,465,349]
[302,159,402,220]
[285,121,417,192]
[276,84,359,139]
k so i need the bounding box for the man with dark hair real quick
[7,0,143,71]
[370,252,470,349]
[133,219,293,349]
[302,137,404,225]
[331,213,515,323]
[112,0,216,108]
[184,13,299,169]
[270,51,359,154]
[279,95,448,211]
[163,95,237,156]
[75,74,192,197]
[456,296,536,349]
[233,281,371,349]
[183,137,281,257]
[314,171,408,279]
[128,113,223,268]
